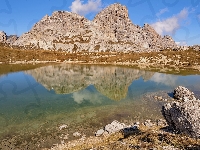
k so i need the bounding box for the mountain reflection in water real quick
[26,64,155,101]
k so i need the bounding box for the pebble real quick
[73,132,81,137]
[95,129,104,137]
[59,124,68,130]
[144,119,153,127]
[63,134,69,140]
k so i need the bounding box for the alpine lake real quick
[0,63,200,149]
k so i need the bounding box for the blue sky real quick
[0,0,200,46]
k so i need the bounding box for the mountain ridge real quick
[1,3,177,52]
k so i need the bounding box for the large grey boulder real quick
[162,86,200,138]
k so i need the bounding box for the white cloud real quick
[156,8,168,17]
[150,73,178,87]
[72,88,103,104]
[70,0,102,16]
[151,8,188,36]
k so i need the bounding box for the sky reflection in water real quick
[0,64,200,139]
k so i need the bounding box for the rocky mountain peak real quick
[12,3,177,52]
[94,3,129,22]
[32,11,90,32]
[142,23,160,36]
[93,3,133,41]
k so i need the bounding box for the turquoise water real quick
[0,64,200,148]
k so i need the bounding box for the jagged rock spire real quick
[12,3,177,52]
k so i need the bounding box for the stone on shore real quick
[95,120,138,137]
[162,86,200,138]
[95,129,104,137]
[105,120,126,134]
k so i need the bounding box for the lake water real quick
[0,64,200,149]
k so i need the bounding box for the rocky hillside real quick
[0,31,18,45]
[0,31,6,43]
[9,3,177,52]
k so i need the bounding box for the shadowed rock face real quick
[26,64,154,101]
[13,3,177,52]
[162,86,200,138]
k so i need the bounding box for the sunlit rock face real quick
[0,31,7,43]
[0,31,18,45]
[6,35,18,45]
[26,64,154,101]
[13,3,177,52]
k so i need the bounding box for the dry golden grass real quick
[51,125,200,150]
[0,43,200,75]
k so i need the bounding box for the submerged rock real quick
[162,86,200,138]
[59,124,68,130]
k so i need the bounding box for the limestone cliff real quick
[0,31,7,43]
[6,35,18,45]
[0,31,18,45]
[26,64,154,101]
[13,3,177,52]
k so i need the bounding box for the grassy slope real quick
[0,44,200,75]
[51,125,200,150]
